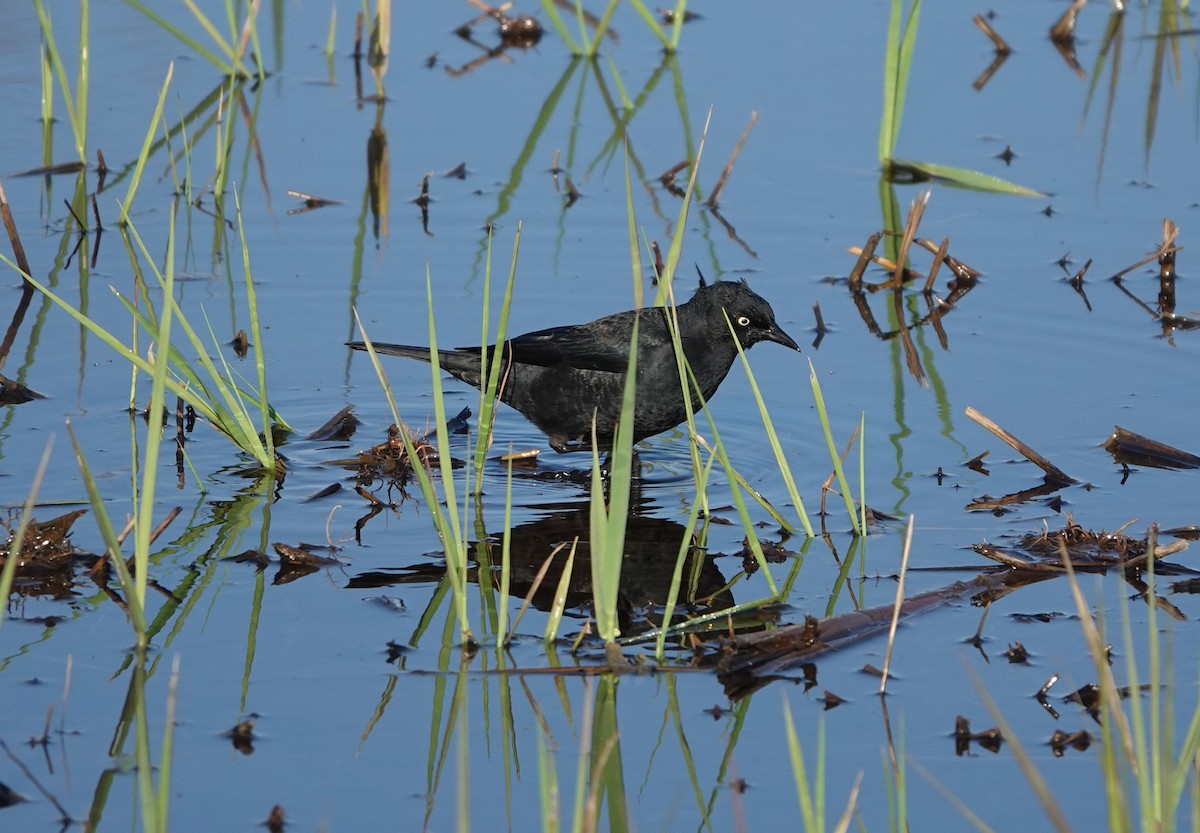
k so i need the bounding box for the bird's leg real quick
[549,434,592,454]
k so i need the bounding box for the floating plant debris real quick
[1103,426,1200,470]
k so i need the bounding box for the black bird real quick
[348,279,799,452]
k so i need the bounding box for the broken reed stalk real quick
[922,237,949,293]
[964,406,1076,486]
[1111,220,1180,281]
[973,13,1011,54]
[879,514,915,695]
[847,233,880,293]
[706,110,759,210]
[1069,258,1092,287]
[885,191,930,290]
[0,178,32,281]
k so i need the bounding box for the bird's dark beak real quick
[764,324,801,352]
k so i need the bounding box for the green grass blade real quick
[809,359,863,536]
[125,0,235,74]
[725,313,814,537]
[626,0,672,50]
[589,315,639,646]
[887,158,1044,196]
[233,190,275,463]
[131,201,179,619]
[472,225,521,494]
[33,0,83,161]
[653,449,715,659]
[583,0,620,57]
[538,0,580,54]
[121,63,174,226]
[879,0,920,162]
[0,441,56,643]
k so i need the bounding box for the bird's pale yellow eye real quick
[736,315,750,327]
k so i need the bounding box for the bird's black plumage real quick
[348,280,799,452]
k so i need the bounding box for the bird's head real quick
[702,280,800,352]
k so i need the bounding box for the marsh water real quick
[3,2,1200,830]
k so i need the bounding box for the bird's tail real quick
[347,341,439,362]
[346,341,483,383]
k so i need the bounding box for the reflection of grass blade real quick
[654,449,715,659]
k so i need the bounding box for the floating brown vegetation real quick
[846,192,982,385]
[329,411,460,489]
[2,505,182,604]
[975,518,1189,576]
[445,1,543,77]
[285,189,343,216]
[1104,425,1200,470]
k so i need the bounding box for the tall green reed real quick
[34,0,89,164]
[878,0,1039,195]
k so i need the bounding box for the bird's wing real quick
[505,325,634,372]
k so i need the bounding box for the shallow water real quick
[3,2,1200,830]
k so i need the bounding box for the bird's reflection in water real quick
[348,496,735,641]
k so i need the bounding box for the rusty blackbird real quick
[348,279,799,452]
